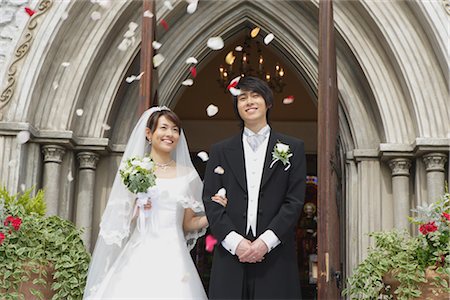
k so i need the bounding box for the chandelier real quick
[217,32,286,93]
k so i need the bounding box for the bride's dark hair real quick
[146,109,182,132]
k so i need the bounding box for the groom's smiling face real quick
[237,90,269,126]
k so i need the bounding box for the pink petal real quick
[205,234,218,252]
[190,66,197,78]
[283,95,295,105]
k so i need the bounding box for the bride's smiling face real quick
[146,115,180,154]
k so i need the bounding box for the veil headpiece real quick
[83,106,205,298]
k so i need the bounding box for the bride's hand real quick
[211,195,228,207]
[142,199,152,210]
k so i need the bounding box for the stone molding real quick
[0,0,53,112]
[77,152,99,170]
[42,144,65,164]
[423,153,448,172]
[388,158,412,177]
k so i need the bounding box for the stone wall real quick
[0,0,34,84]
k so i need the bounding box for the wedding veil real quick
[83,106,205,298]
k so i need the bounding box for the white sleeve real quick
[221,231,244,255]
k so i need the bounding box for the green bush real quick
[0,187,90,299]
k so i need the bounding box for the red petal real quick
[190,66,197,78]
[25,7,36,17]
[205,234,218,252]
[160,19,169,31]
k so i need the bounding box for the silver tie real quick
[247,134,265,152]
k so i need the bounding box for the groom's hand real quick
[238,239,268,263]
[235,239,252,259]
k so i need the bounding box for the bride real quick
[83,107,226,299]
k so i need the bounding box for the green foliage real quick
[0,187,90,299]
[119,155,157,193]
[343,193,450,300]
[0,187,46,216]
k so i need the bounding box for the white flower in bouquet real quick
[119,156,157,194]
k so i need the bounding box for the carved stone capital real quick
[423,153,447,172]
[77,152,99,170]
[42,145,65,163]
[388,158,411,176]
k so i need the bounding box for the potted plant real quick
[0,187,90,300]
[343,192,450,300]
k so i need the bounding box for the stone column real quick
[423,153,447,204]
[42,145,66,216]
[76,151,99,250]
[388,158,411,230]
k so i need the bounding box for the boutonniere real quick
[270,142,293,171]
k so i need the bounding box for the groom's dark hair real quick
[232,76,273,127]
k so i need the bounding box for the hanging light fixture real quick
[217,31,286,93]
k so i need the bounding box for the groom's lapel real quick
[224,134,247,192]
[260,131,279,189]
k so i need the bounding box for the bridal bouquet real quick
[119,156,158,231]
[119,155,156,194]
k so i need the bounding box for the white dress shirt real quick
[221,125,281,255]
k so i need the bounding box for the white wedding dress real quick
[89,175,207,300]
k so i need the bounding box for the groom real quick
[203,76,306,299]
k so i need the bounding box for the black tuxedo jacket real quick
[203,130,306,299]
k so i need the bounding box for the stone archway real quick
[0,0,448,284]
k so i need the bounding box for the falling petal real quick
[126,75,136,83]
[8,160,16,168]
[143,10,153,18]
[185,57,198,64]
[24,7,35,17]
[152,41,162,50]
[283,95,295,105]
[91,11,102,20]
[206,104,218,117]
[97,0,111,9]
[229,87,241,96]
[61,11,69,20]
[117,39,130,51]
[17,131,30,144]
[67,171,74,182]
[102,123,111,131]
[20,184,26,192]
[264,33,275,45]
[123,30,135,38]
[128,21,138,32]
[186,0,198,14]
[235,46,243,52]
[250,27,260,38]
[76,109,84,116]
[61,62,70,67]
[197,151,209,162]
[153,54,165,68]
[52,81,59,90]
[160,19,169,31]
[225,51,236,65]
[182,79,194,86]
[164,0,174,10]
[207,37,224,50]
[190,66,197,78]
[135,72,144,80]
[214,166,225,174]
[205,234,218,252]
[217,188,226,197]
